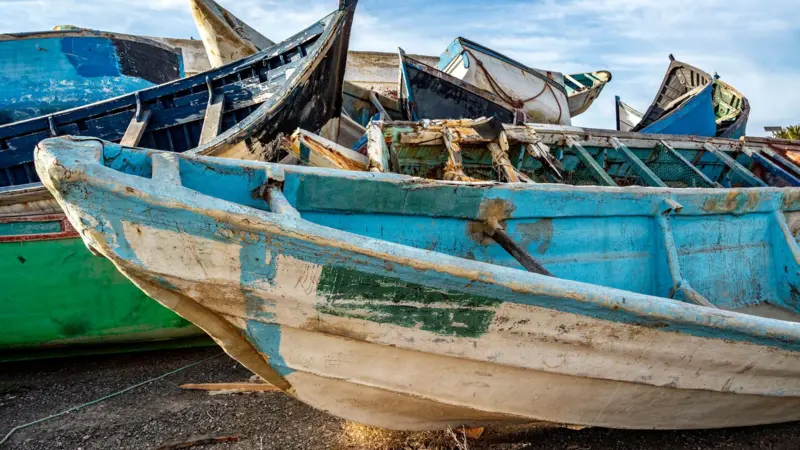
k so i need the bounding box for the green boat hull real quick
[0,214,209,361]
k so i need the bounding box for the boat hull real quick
[640,84,717,136]
[0,31,183,125]
[37,139,800,430]
[0,205,205,359]
[565,71,611,117]
[438,38,570,125]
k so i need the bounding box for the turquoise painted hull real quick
[35,136,800,430]
[0,30,184,124]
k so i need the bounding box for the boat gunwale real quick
[0,9,337,139]
[450,37,568,95]
[35,137,800,353]
[0,28,182,54]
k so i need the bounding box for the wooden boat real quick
[0,29,184,125]
[564,71,612,117]
[436,37,571,124]
[399,51,517,123]
[189,0,275,68]
[0,0,356,188]
[0,185,208,361]
[285,118,800,188]
[615,95,643,132]
[617,55,749,138]
[38,135,800,430]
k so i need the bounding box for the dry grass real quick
[335,422,465,450]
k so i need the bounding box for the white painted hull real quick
[64,217,800,431]
[442,50,570,125]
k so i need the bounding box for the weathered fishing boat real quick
[0,185,207,361]
[436,37,571,124]
[400,51,516,123]
[0,29,184,125]
[189,0,275,68]
[564,71,612,117]
[39,134,800,430]
[0,0,356,188]
[617,55,749,138]
[285,118,800,188]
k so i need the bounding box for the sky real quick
[1,0,797,136]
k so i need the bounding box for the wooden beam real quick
[199,94,225,146]
[179,383,279,392]
[702,143,767,187]
[366,123,389,172]
[150,153,181,185]
[262,185,300,217]
[441,126,473,181]
[487,131,522,182]
[566,136,616,186]
[120,110,152,147]
[369,91,392,122]
[657,140,717,188]
[485,221,552,276]
[611,137,667,187]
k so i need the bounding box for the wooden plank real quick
[442,126,471,181]
[566,136,616,186]
[150,153,182,185]
[120,110,152,147]
[179,383,279,392]
[758,145,800,179]
[199,94,225,146]
[657,140,717,187]
[369,91,392,122]
[262,185,300,217]
[611,137,667,187]
[702,143,767,187]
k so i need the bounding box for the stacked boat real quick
[4,0,800,433]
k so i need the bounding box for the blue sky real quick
[1,0,797,135]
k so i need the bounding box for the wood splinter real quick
[156,434,238,450]
[179,382,280,392]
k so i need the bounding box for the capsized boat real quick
[0,29,184,125]
[38,134,800,431]
[0,185,208,361]
[436,37,571,124]
[0,0,356,188]
[565,71,612,117]
[617,55,749,138]
[285,118,800,188]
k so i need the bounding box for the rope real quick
[468,50,564,123]
[0,352,225,446]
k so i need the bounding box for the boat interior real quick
[0,9,341,188]
[50,138,800,325]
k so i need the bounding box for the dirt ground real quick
[1,347,799,450]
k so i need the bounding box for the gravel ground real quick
[1,347,799,450]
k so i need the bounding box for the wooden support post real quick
[611,137,667,187]
[150,153,182,185]
[657,140,717,187]
[441,126,474,181]
[262,185,300,217]
[199,94,225,146]
[487,131,522,182]
[484,220,553,276]
[120,110,152,147]
[566,136,616,186]
[703,143,767,187]
[366,123,389,173]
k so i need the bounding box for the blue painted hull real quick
[0,32,184,125]
[36,135,800,430]
[640,84,717,136]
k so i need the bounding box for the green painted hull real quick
[0,218,208,360]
